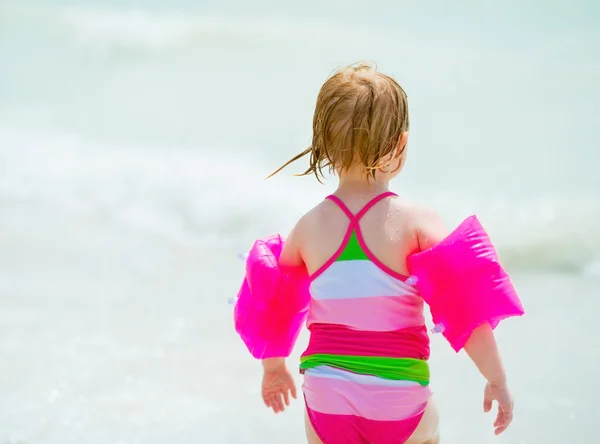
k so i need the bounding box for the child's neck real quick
[336,170,390,197]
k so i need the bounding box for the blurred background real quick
[0,0,599,443]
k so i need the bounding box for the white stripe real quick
[304,366,421,387]
[310,260,417,300]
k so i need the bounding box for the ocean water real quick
[1,1,599,443]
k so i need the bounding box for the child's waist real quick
[299,355,430,386]
[303,323,430,360]
[300,323,430,386]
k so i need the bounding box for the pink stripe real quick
[306,406,424,444]
[307,294,425,331]
[302,373,430,421]
[302,323,429,359]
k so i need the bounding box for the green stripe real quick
[335,231,369,262]
[300,354,430,386]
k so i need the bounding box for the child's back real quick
[258,63,514,444]
[296,190,445,278]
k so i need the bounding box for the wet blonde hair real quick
[268,62,410,182]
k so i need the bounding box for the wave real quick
[480,204,600,276]
[0,3,477,65]
[411,192,600,275]
[1,126,599,276]
[0,4,389,54]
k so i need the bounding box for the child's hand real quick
[261,359,297,413]
[483,381,514,435]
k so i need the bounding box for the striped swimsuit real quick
[300,192,432,444]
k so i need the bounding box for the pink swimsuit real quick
[300,192,432,444]
[234,188,525,442]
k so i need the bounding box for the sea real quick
[1,0,599,443]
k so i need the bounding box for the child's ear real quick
[396,131,409,157]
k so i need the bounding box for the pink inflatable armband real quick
[407,215,525,352]
[233,234,310,359]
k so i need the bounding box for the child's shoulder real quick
[392,197,447,250]
[294,199,335,230]
[395,197,443,222]
[380,195,441,223]
[291,197,350,240]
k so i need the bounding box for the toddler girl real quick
[256,63,514,444]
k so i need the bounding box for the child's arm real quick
[464,323,506,386]
[261,219,306,412]
[278,219,305,268]
[262,221,305,371]
[414,206,514,434]
[416,208,509,384]
[464,324,513,435]
[414,205,448,251]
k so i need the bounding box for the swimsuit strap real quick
[326,191,397,226]
[325,194,355,220]
[309,191,403,281]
